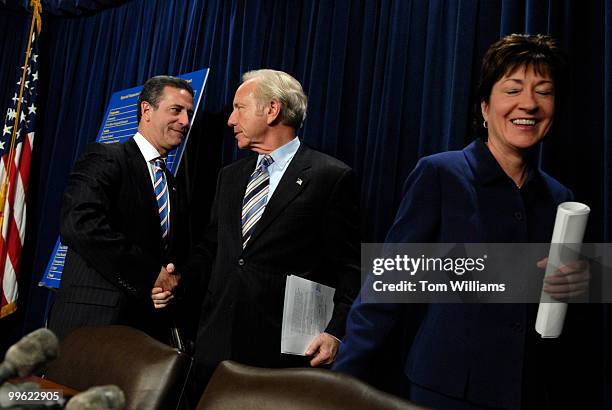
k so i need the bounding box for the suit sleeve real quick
[333,158,439,378]
[59,144,160,300]
[321,168,360,339]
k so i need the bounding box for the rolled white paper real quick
[535,202,590,338]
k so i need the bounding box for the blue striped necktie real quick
[153,158,169,241]
[242,155,274,247]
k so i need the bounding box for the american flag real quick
[0,28,38,318]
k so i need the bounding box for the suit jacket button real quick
[238,258,245,266]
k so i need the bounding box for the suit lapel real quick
[124,138,159,237]
[166,170,178,245]
[244,144,311,249]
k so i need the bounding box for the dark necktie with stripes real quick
[153,158,169,242]
[241,155,274,248]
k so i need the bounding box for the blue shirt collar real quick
[257,137,301,171]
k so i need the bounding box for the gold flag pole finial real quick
[0,0,42,227]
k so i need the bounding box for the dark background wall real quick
[0,0,610,404]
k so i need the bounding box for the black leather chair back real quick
[197,360,429,410]
[45,325,191,410]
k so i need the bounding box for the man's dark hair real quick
[137,75,194,123]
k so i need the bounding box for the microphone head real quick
[65,385,126,410]
[3,328,59,377]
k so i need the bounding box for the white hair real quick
[242,69,307,129]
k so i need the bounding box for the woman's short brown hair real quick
[475,34,567,129]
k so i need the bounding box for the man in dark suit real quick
[154,69,359,390]
[48,76,194,344]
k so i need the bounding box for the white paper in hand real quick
[535,202,590,338]
[281,275,335,355]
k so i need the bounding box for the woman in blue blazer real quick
[334,34,590,410]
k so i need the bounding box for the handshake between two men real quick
[151,263,179,309]
[49,71,359,400]
[145,69,360,384]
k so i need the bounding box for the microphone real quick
[0,329,59,384]
[65,385,126,410]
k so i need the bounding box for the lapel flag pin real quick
[296,178,303,186]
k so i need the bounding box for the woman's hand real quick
[538,258,590,300]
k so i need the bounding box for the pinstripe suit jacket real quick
[48,137,186,342]
[188,143,360,385]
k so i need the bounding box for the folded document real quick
[281,275,335,355]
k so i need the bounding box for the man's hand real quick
[154,263,180,292]
[538,257,590,300]
[305,333,340,367]
[151,287,174,309]
[151,263,180,309]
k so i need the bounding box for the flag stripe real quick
[0,29,37,318]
